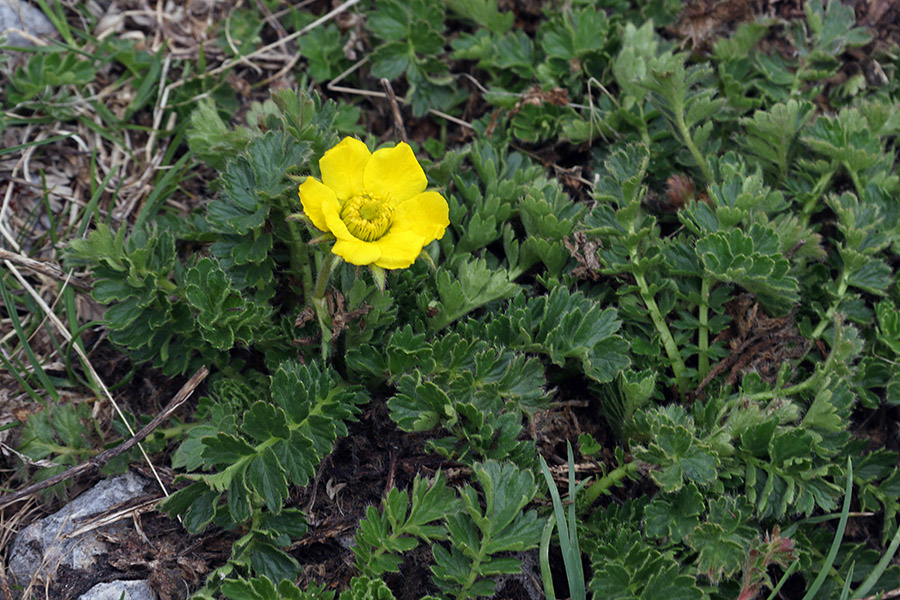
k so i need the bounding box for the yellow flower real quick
[298,137,449,269]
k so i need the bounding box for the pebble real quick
[77,579,155,600]
[0,0,57,47]
[8,472,151,587]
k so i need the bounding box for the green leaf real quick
[183,487,221,533]
[353,472,457,578]
[877,300,900,355]
[644,484,704,541]
[635,423,719,492]
[696,225,799,313]
[388,379,452,432]
[739,100,816,182]
[339,576,396,600]
[445,0,512,34]
[846,258,891,295]
[805,0,872,55]
[686,497,755,580]
[367,1,409,40]
[243,401,291,443]
[432,462,541,598]
[247,447,289,514]
[248,540,300,584]
[429,257,519,331]
[201,433,257,465]
[370,42,410,80]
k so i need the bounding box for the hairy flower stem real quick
[286,218,314,303]
[633,268,689,393]
[312,253,339,359]
[582,461,639,508]
[698,277,711,380]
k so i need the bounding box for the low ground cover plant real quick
[2,0,900,599]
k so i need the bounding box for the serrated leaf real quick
[430,257,519,331]
[247,446,289,514]
[201,433,257,465]
[183,488,221,533]
[388,379,453,432]
[696,225,799,312]
[636,424,719,492]
[644,484,704,540]
[248,540,300,584]
[243,401,291,443]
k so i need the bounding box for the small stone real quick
[77,580,155,600]
[0,0,57,47]
[8,472,151,586]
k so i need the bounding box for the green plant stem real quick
[846,166,865,201]
[638,104,651,147]
[698,277,711,380]
[675,107,714,183]
[811,267,849,340]
[633,268,688,393]
[157,277,177,294]
[582,461,639,507]
[800,170,835,227]
[461,541,488,599]
[744,373,815,402]
[312,253,339,359]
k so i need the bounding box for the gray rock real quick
[0,0,57,47]
[8,472,151,587]
[77,580,155,600]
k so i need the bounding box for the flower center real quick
[340,194,394,241]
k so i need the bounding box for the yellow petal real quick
[373,229,426,269]
[320,137,371,202]
[332,238,382,266]
[364,142,427,203]
[391,191,450,243]
[321,193,356,241]
[297,177,337,232]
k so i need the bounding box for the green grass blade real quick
[766,560,800,600]
[839,563,854,600]
[0,343,43,402]
[132,152,192,231]
[853,508,900,597]
[802,456,853,600]
[32,0,74,46]
[0,274,59,400]
[540,455,571,560]
[566,442,586,600]
[0,134,74,156]
[540,517,557,600]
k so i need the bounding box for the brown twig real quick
[0,366,208,510]
[383,445,398,499]
[380,78,408,143]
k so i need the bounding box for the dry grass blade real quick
[0,249,90,292]
[163,0,363,97]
